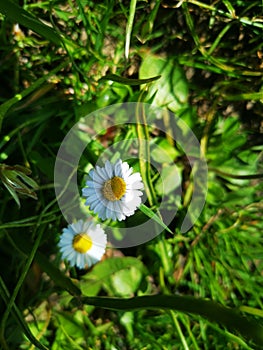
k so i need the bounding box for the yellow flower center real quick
[72,233,93,253]
[102,176,126,201]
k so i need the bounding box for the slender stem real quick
[125,0,137,60]
[135,102,158,207]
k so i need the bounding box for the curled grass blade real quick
[73,294,263,347]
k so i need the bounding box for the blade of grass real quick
[222,91,263,101]
[178,314,201,350]
[170,311,190,350]
[139,204,173,234]
[100,74,161,85]
[0,0,62,45]
[209,167,263,180]
[222,0,236,17]
[207,22,232,56]
[239,306,263,318]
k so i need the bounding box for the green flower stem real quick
[135,102,158,207]
[125,0,137,60]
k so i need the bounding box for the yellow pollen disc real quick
[102,176,126,201]
[72,233,93,253]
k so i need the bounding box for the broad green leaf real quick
[139,54,188,112]
[81,257,146,296]
[110,266,143,296]
[73,294,263,347]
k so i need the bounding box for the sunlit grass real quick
[0,0,262,349]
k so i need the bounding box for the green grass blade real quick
[222,91,263,101]
[239,306,263,318]
[0,0,62,45]
[139,204,173,234]
[100,74,161,85]
[222,0,236,17]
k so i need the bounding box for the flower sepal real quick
[0,164,38,207]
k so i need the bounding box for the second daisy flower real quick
[82,160,144,221]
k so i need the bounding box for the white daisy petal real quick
[58,219,107,269]
[82,160,144,221]
[71,220,84,233]
[87,195,101,208]
[105,160,113,178]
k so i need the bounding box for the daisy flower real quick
[58,219,107,269]
[82,160,144,221]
